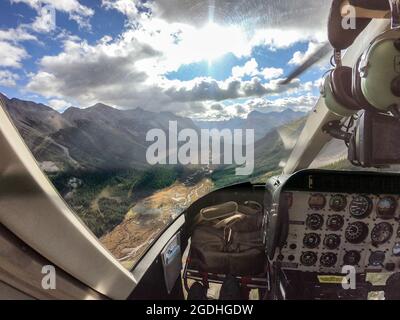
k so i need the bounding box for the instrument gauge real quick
[377,196,397,219]
[300,252,318,266]
[371,222,393,245]
[369,251,385,267]
[320,252,337,268]
[326,215,344,231]
[306,214,324,230]
[303,233,321,249]
[345,222,369,244]
[323,234,341,250]
[349,195,372,219]
[308,194,326,210]
[343,250,361,266]
[329,194,347,212]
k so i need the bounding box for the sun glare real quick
[202,23,229,63]
[192,23,248,65]
[134,19,250,75]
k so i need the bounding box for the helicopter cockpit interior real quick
[2,0,400,302]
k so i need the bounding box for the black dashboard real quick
[279,191,400,273]
[263,170,400,299]
[265,170,400,274]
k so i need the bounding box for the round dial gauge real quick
[377,196,397,219]
[329,194,347,212]
[349,195,372,219]
[320,252,337,268]
[303,233,321,249]
[324,234,341,250]
[345,222,369,244]
[369,251,385,266]
[308,194,326,210]
[300,251,318,266]
[393,242,400,256]
[371,222,393,245]
[326,215,344,231]
[343,250,361,266]
[306,214,324,230]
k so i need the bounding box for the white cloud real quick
[194,93,318,121]
[23,1,325,120]
[0,70,20,87]
[26,22,304,110]
[300,81,313,92]
[0,27,38,42]
[30,4,56,33]
[152,0,329,45]
[162,76,302,103]
[0,41,29,68]
[25,27,310,119]
[314,78,324,89]
[103,0,329,51]
[232,58,259,78]
[26,34,164,107]
[260,67,284,80]
[102,0,151,22]
[12,0,92,14]
[48,98,71,111]
[131,19,252,75]
[11,0,94,29]
[0,27,36,68]
[193,101,245,120]
[26,29,305,116]
[0,19,39,70]
[245,94,318,113]
[27,44,303,109]
[153,1,327,28]
[289,42,321,66]
[232,60,283,81]
[210,103,224,111]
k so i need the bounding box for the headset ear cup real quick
[352,57,376,111]
[331,66,362,111]
[322,69,359,117]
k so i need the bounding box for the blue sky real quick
[0,0,330,120]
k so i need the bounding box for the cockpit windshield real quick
[1,0,393,276]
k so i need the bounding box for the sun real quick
[193,23,248,64]
[200,23,229,63]
[152,21,249,72]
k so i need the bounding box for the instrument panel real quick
[278,192,400,273]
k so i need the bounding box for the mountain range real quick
[196,109,305,141]
[1,92,306,174]
[1,93,198,172]
[211,116,307,187]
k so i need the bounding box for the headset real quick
[321,62,362,117]
[321,0,400,117]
